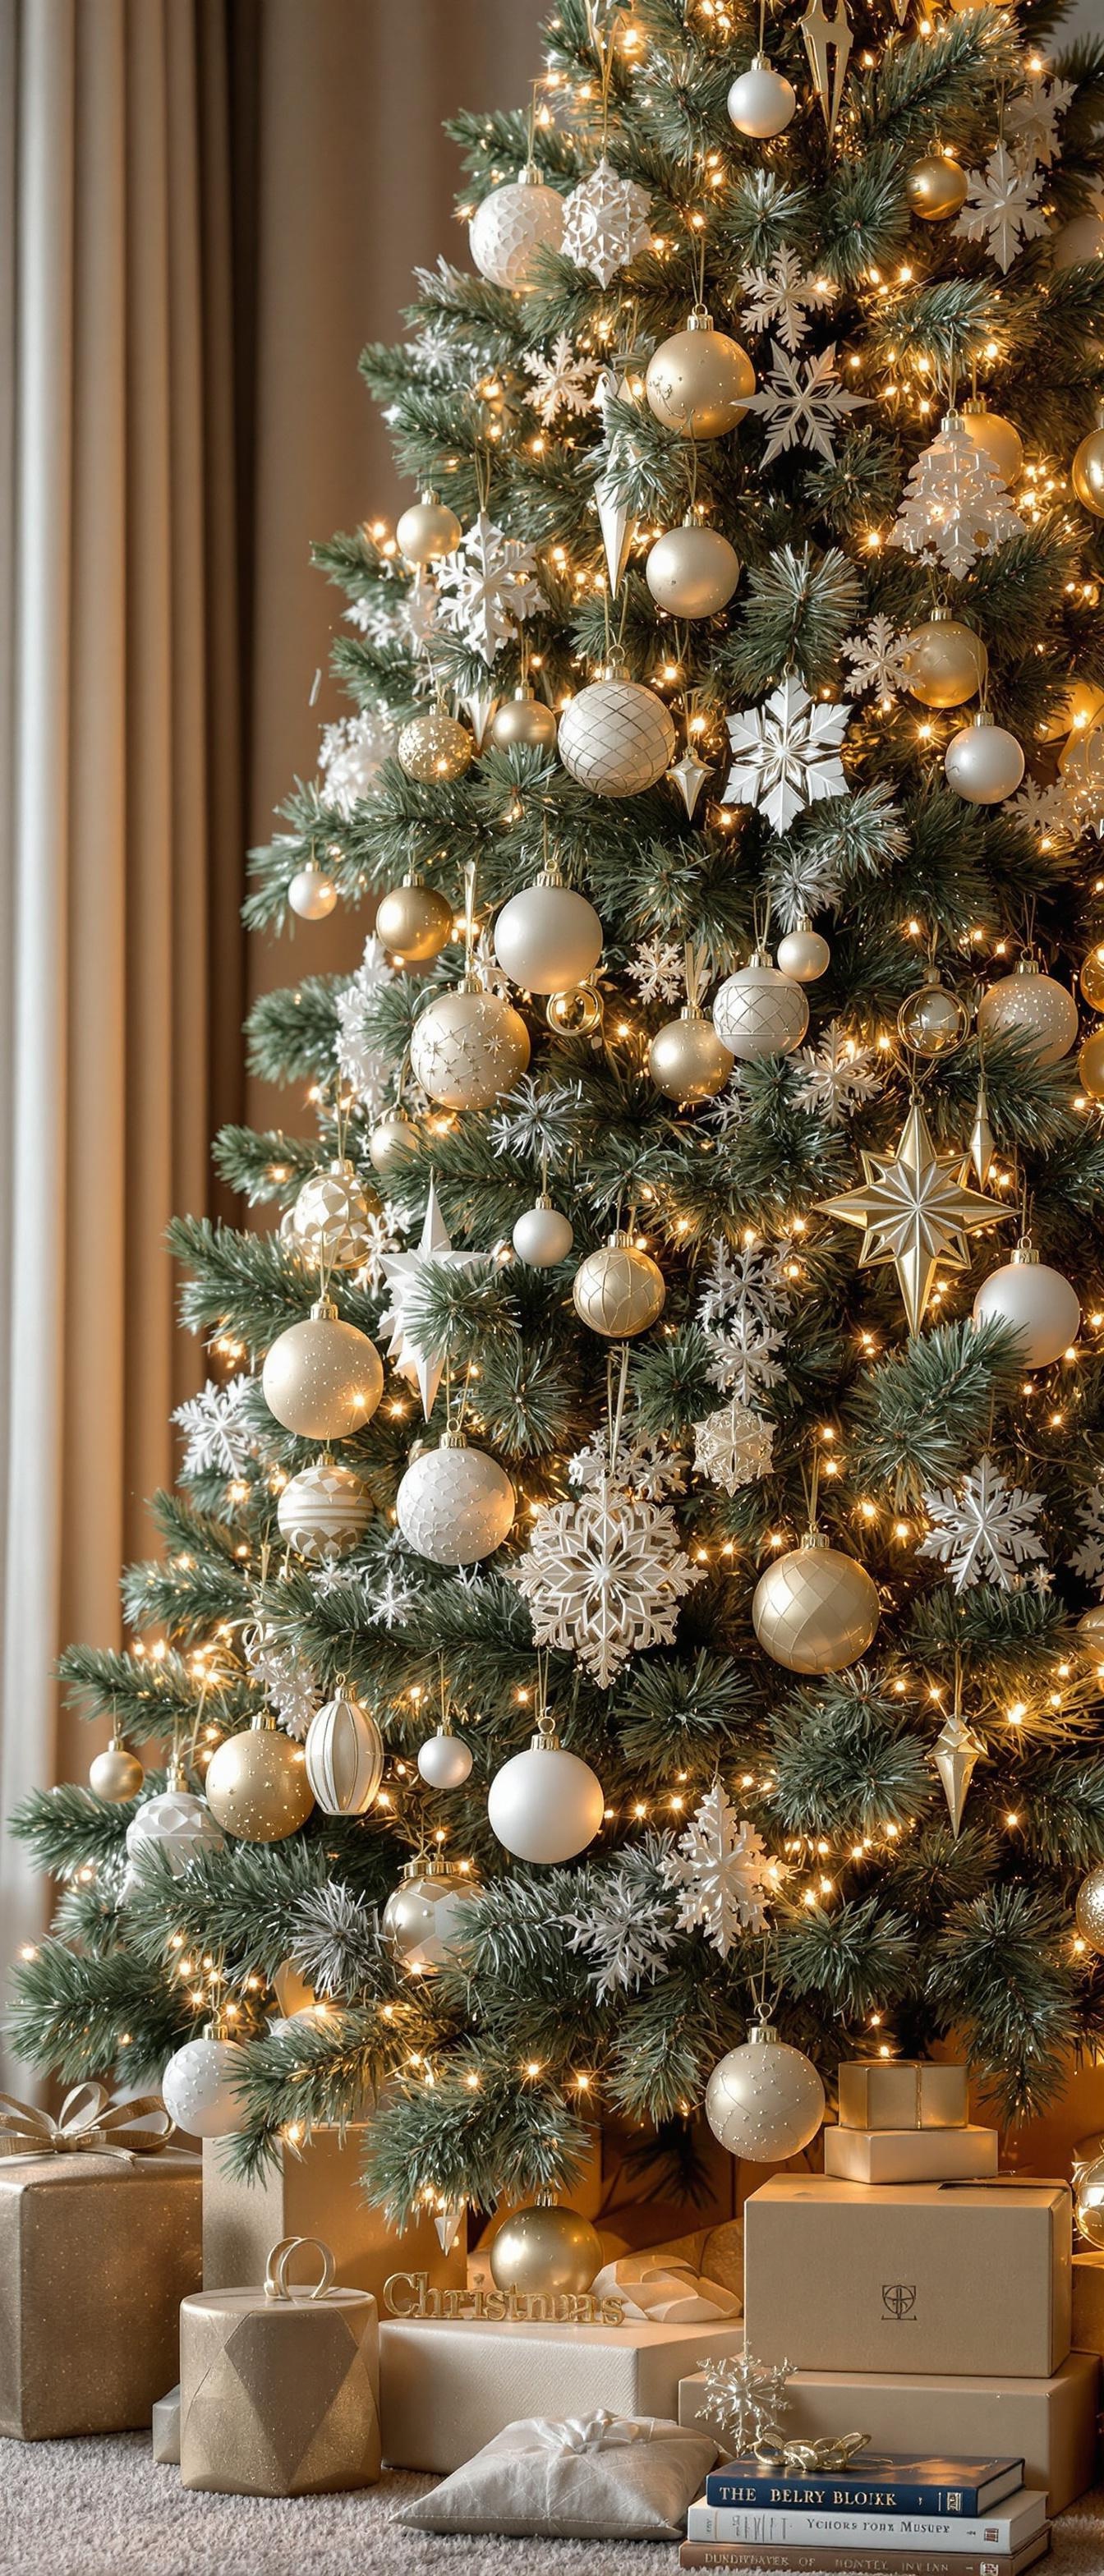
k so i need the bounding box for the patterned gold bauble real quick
[645,522,741,619]
[369,1111,420,1178]
[1080,945,1104,1012]
[959,397,1023,487]
[1072,416,1104,518]
[1079,1029,1104,1098]
[375,876,453,963]
[262,1300,383,1442]
[395,495,462,565]
[752,1529,881,1675]
[381,1856,478,1975]
[896,976,971,1059]
[648,1007,734,1102]
[490,688,559,752]
[409,979,531,1111]
[978,959,1079,1067]
[205,1714,315,1842]
[292,1160,375,1271]
[276,1458,370,1559]
[572,1230,666,1337]
[646,309,755,439]
[899,614,987,710]
[1075,1861,1104,1956]
[397,708,473,784]
[89,1737,144,1801]
[488,2205,602,2299]
[906,154,968,221]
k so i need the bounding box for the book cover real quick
[687,2493,1046,2553]
[678,2532,1050,2576]
[705,2454,1024,2516]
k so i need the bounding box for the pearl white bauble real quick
[417,1730,474,1789]
[960,399,1024,486]
[369,1111,420,1178]
[572,1232,666,1336]
[978,961,1079,1067]
[261,1304,383,1442]
[706,2025,826,2160]
[397,709,473,784]
[493,881,603,994]
[396,1435,516,1566]
[646,523,740,619]
[558,680,677,797]
[1051,212,1104,271]
[900,616,987,710]
[775,925,830,982]
[648,1009,734,1102]
[512,1198,575,1267]
[973,1248,1081,1368]
[469,172,564,292]
[123,1783,223,1894]
[292,1162,374,1271]
[288,863,337,921]
[410,983,531,1111]
[944,716,1024,804]
[487,1736,605,1863]
[304,1692,384,1815]
[646,315,756,439]
[395,497,462,565]
[752,1531,881,1674]
[712,956,809,1060]
[727,58,796,137]
[381,1858,476,1974]
[161,2036,248,2139]
[375,877,453,963]
[89,1740,144,1801]
[277,1459,370,1560]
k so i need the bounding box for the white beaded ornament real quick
[161,2036,248,2140]
[706,2023,826,2159]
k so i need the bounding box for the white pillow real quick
[393,2409,718,2540]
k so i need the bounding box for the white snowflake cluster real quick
[1005,68,1074,175]
[515,1479,705,1688]
[724,677,851,834]
[890,416,1025,580]
[523,332,600,426]
[1010,778,1076,852]
[841,615,909,704]
[955,142,1047,274]
[245,1623,319,1740]
[317,708,396,816]
[697,1236,791,1401]
[436,511,541,666]
[352,1201,406,1292]
[173,1374,256,1481]
[562,1844,678,2000]
[560,155,652,291]
[1070,1484,1104,1597]
[568,1433,684,1503]
[748,343,868,467]
[795,1021,883,1125]
[334,936,396,1113]
[738,247,835,352]
[918,1456,1048,1593]
[661,1780,784,1958]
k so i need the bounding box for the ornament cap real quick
[310,1295,339,1322]
[678,1003,707,1024]
[800,1527,830,1552]
[438,1428,469,1451]
[748,2020,780,2048]
[687,305,713,333]
[167,1757,188,1792]
[971,711,993,731]
[1011,1237,1041,1267]
[400,1855,468,1882]
[1014,957,1041,978]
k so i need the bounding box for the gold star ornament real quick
[817,1097,1012,1332]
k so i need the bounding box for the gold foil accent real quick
[0,2151,201,2439]
[384,2266,626,2325]
[180,2265,381,2495]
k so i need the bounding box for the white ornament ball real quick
[395,497,462,564]
[727,58,797,136]
[944,718,1024,804]
[277,1459,370,1560]
[304,1692,384,1815]
[973,1249,1081,1368]
[410,984,531,1111]
[1051,212,1104,271]
[123,1785,223,1894]
[977,963,1079,1067]
[288,862,337,921]
[513,1198,574,1267]
[369,1111,419,1178]
[292,1162,374,1270]
[161,2036,248,2139]
[646,523,740,619]
[706,2025,826,2160]
[261,1306,383,1442]
[713,957,809,1060]
[752,1533,881,1674]
[487,1737,605,1864]
[493,881,603,994]
[417,1730,474,1789]
[382,1860,476,1975]
[558,680,677,798]
[469,174,564,292]
[775,925,830,982]
[396,1437,516,1566]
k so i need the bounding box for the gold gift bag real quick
[180,2233,381,2495]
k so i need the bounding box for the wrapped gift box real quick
[838,2059,968,2131]
[152,2382,181,2464]
[678,2349,1101,2516]
[380,2314,745,2472]
[0,2149,201,2439]
[743,2178,1071,2378]
[202,2126,465,2299]
[180,2239,380,2495]
[1072,2250,1104,2355]
[823,2123,999,2183]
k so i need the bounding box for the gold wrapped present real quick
[180,2233,381,2494]
[0,2085,201,2439]
[202,2124,467,2296]
[837,2057,968,2130]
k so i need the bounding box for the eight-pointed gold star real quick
[817,1097,1011,1332]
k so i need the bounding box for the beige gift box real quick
[1072,2250,1104,2355]
[180,2237,381,2495]
[838,2058,968,2130]
[0,2150,201,2440]
[202,2126,465,2299]
[679,2349,1101,2516]
[380,2314,745,2472]
[823,2123,999,2183]
[743,2177,1072,2378]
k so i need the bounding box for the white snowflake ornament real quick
[563,1847,678,1999]
[890,414,1025,580]
[318,708,396,816]
[841,616,909,703]
[334,936,396,1114]
[795,1022,883,1124]
[738,248,835,353]
[693,1398,775,1494]
[1005,70,1074,176]
[173,1374,256,1480]
[723,676,851,834]
[1072,1484,1104,1596]
[561,155,652,292]
[244,1622,319,1740]
[628,936,684,1006]
[661,1780,783,1957]
[955,143,1047,274]
[437,512,541,666]
[748,343,868,466]
[918,1455,1047,1592]
[523,332,600,426]
[515,1477,705,1688]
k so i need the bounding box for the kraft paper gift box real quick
[678,2350,1101,2516]
[743,2177,1071,2378]
[380,2313,745,2472]
[823,2123,999,2183]
[202,2124,466,2298]
[180,2233,381,2495]
[837,2058,969,2130]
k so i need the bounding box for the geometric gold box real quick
[202,2127,466,2300]
[180,2262,380,2495]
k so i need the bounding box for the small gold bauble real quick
[752,1530,881,1675]
[261,1300,384,1441]
[900,615,987,710]
[89,1739,144,1801]
[395,496,462,564]
[397,709,473,784]
[1076,1861,1104,1957]
[906,153,968,221]
[546,982,603,1036]
[572,1230,666,1337]
[1080,945,1104,1012]
[490,689,559,752]
[375,876,453,963]
[369,1111,420,1177]
[896,978,971,1058]
[488,2204,602,2298]
[1072,424,1104,519]
[645,522,741,618]
[645,309,756,439]
[1078,1604,1104,1645]
[1079,1028,1104,1098]
[648,1007,734,1102]
[959,398,1023,487]
[205,1716,315,1842]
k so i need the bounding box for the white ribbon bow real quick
[589,2255,742,2325]
[529,2409,649,2454]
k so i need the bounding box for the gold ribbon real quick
[0,2082,177,2161]
[754,2433,871,2474]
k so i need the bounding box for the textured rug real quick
[0,2438,1101,2576]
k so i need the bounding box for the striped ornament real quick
[305,1693,384,1815]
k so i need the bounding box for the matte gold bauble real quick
[896,975,970,1058]
[1072,418,1104,518]
[752,1529,881,1674]
[1076,1862,1104,1956]
[1079,1028,1104,1098]
[205,1714,315,1842]
[900,614,987,710]
[397,709,473,783]
[489,2204,602,2298]
[572,1230,666,1336]
[1080,945,1104,1012]
[369,1110,420,1177]
[375,876,453,963]
[490,688,559,752]
[409,980,531,1111]
[960,398,1024,487]
[395,495,462,565]
[645,522,741,618]
[906,154,968,221]
[977,959,1079,1068]
[89,1738,144,1801]
[261,1299,384,1441]
[648,1007,734,1102]
[645,309,755,439]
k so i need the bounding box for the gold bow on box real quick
[0,2082,177,2161]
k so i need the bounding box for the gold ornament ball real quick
[488,2204,602,2299]
[960,398,1024,487]
[1076,1863,1104,1957]
[409,983,531,1111]
[1079,1029,1104,1098]
[375,876,453,963]
[900,616,987,710]
[1078,1604,1104,1647]
[395,496,462,565]
[648,1009,734,1102]
[490,689,559,752]
[205,1719,315,1842]
[369,1111,420,1177]
[752,1530,881,1675]
[906,154,969,221]
[89,1739,144,1801]
[645,522,741,619]
[1080,945,1104,1012]
[896,978,971,1059]
[397,709,473,784]
[546,982,603,1036]
[1075,2152,1104,2249]
[646,313,756,439]
[262,1304,383,1442]
[573,1230,666,1337]
[1072,427,1104,519]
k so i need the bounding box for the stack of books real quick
[682,2450,1051,2574]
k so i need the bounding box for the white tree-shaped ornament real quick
[723,677,851,833]
[560,156,652,290]
[890,415,1025,580]
[661,1781,783,1957]
[515,1478,705,1687]
[748,343,868,464]
[436,512,542,665]
[918,1456,1048,1592]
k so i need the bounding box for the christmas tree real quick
[11,0,1104,2242]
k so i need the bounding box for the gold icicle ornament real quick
[800,0,853,138]
[931,1707,987,1838]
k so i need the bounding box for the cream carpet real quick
[0,2440,1100,2576]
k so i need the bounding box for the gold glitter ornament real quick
[572,1230,666,1336]
[1075,1862,1104,1956]
[706,2022,826,2160]
[262,1299,383,1442]
[409,978,531,1111]
[205,1712,315,1842]
[489,2206,602,2299]
[899,613,987,710]
[375,877,453,964]
[397,708,473,784]
[645,309,756,440]
[648,1007,734,1102]
[907,153,969,221]
[752,1529,880,1675]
